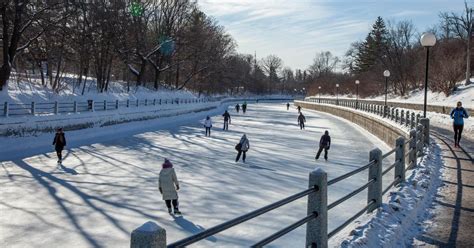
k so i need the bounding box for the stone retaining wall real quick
[295,100,408,148]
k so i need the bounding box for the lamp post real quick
[336,84,339,105]
[355,80,360,109]
[383,70,390,117]
[420,32,436,118]
[318,86,321,103]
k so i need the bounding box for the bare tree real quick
[307,51,340,79]
[440,1,473,85]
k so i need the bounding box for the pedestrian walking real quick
[450,101,469,147]
[159,159,181,215]
[235,134,250,163]
[242,102,247,114]
[298,112,306,130]
[52,128,66,164]
[297,105,301,113]
[235,104,240,113]
[286,102,290,110]
[315,131,331,161]
[222,110,231,130]
[203,116,213,137]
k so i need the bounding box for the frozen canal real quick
[0,102,392,247]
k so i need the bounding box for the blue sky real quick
[198,0,467,70]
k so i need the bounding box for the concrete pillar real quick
[406,111,410,127]
[54,101,59,114]
[31,102,35,115]
[4,102,8,117]
[417,124,424,157]
[395,109,399,123]
[130,221,166,248]
[400,110,405,124]
[73,101,78,113]
[104,100,107,111]
[116,100,119,109]
[410,113,415,129]
[127,100,130,108]
[420,118,430,145]
[136,99,139,107]
[395,137,405,184]
[409,129,417,168]
[367,148,382,213]
[306,169,327,248]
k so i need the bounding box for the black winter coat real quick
[223,112,231,121]
[53,133,66,148]
[319,134,331,148]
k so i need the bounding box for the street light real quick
[336,84,340,105]
[318,86,322,103]
[383,70,390,117]
[355,80,360,109]
[420,32,436,118]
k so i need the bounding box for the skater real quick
[315,130,331,161]
[235,134,250,163]
[298,112,306,130]
[235,104,240,113]
[297,105,302,113]
[450,101,469,147]
[52,128,66,164]
[222,110,231,130]
[242,102,247,114]
[159,159,181,215]
[286,102,290,110]
[204,116,212,136]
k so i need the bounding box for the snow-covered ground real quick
[1,102,398,247]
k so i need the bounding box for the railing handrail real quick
[167,187,317,248]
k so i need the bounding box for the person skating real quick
[315,131,331,161]
[159,159,181,215]
[298,112,306,130]
[450,101,469,147]
[235,104,240,113]
[235,134,250,163]
[203,116,213,137]
[286,102,290,110]
[242,102,247,114]
[222,110,231,130]
[297,105,302,113]
[52,128,66,164]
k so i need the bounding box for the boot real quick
[174,208,181,215]
[167,208,172,214]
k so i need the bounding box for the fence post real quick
[410,113,415,129]
[416,114,420,125]
[31,102,35,115]
[367,148,382,213]
[153,99,156,106]
[409,129,417,168]
[3,102,8,117]
[391,108,395,120]
[116,100,119,109]
[395,109,399,123]
[159,99,162,105]
[54,101,59,114]
[130,221,166,248]
[306,169,327,248]
[136,99,139,107]
[400,110,404,124]
[73,101,78,113]
[417,124,424,157]
[420,118,430,145]
[145,99,148,106]
[104,100,107,111]
[127,99,130,108]
[395,137,406,184]
[91,100,95,112]
[405,111,410,126]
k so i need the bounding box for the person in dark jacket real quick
[450,101,469,147]
[297,105,302,113]
[52,128,66,163]
[222,110,231,130]
[286,102,290,110]
[315,130,331,161]
[297,113,306,130]
[235,104,240,113]
[242,102,247,114]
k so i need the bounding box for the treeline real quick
[0,1,305,95]
[306,3,473,97]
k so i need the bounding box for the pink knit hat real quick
[162,159,173,169]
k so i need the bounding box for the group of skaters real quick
[50,101,468,216]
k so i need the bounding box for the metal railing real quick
[129,100,430,248]
[2,98,213,117]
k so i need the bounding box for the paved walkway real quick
[414,127,474,247]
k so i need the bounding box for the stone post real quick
[130,221,166,248]
[306,169,327,248]
[395,137,405,184]
[420,118,430,145]
[367,148,382,212]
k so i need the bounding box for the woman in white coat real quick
[203,116,212,136]
[235,134,250,163]
[159,159,181,214]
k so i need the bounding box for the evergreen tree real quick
[353,16,388,73]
